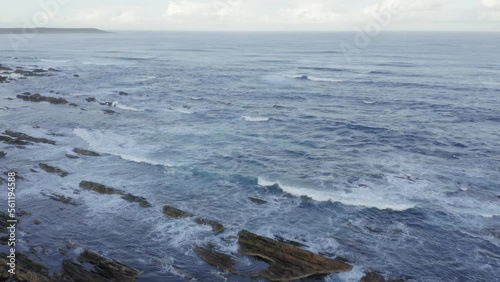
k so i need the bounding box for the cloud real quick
[481,0,500,9]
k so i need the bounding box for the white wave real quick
[111,101,144,112]
[257,177,416,211]
[362,100,376,104]
[287,75,344,82]
[243,116,270,122]
[40,59,70,63]
[81,61,115,66]
[171,107,193,114]
[74,128,173,167]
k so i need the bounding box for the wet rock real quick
[238,229,352,281]
[194,246,237,272]
[4,130,56,145]
[0,151,5,158]
[248,197,267,205]
[69,103,78,107]
[172,266,193,280]
[61,250,139,282]
[66,154,79,159]
[74,74,79,77]
[17,93,68,104]
[119,91,129,96]
[121,193,152,208]
[103,109,116,115]
[0,65,12,71]
[34,219,41,225]
[194,218,225,233]
[73,148,100,156]
[0,75,8,83]
[163,205,225,233]
[14,69,47,77]
[85,97,96,102]
[80,181,151,207]
[39,163,68,177]
[361,272,386,282]
[41,192,80,206]
[48,68,61,72]
[0,252,53,282]
[80,181,120,194]
[163,205,194,218]
[0,135,31,145]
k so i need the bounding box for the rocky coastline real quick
[0,63,407,282]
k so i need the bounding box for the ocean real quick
[0,31,499,281]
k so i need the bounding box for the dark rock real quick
[14,69,46,77]
[0,151,5,158]
[0,135,30,145]
[85,97,96,102]
[4,130,56,145]
[361,272,386,282]
[60,250,139,282]
[80,181,120,195]
[99,101,113,106]
[16,93,68,104]
[65,154,79,159]
[119,91,129,96]
[163,205,225,233]
[34,219,41,225]
[248,197,267,205]
[121,193,152,208]
[0,252,52,282]
[194,218,225,233]
[237,230,352,281]
[163,205,194,219]
[48,68,61,72]
[103,109,116,114]
[0,65,12,71]
[41,192,80,206]
[73,148,100,156]
[74,74,79,77]
[69,103,78,107]
[194,246,236,272]
[80,181,151,208]
[0,75,8,83]
[39,163,68,177]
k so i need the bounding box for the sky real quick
[1,0,500,31]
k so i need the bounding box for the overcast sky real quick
[1,0,500,31]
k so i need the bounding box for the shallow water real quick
[0,32,499,281]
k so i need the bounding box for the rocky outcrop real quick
[17,93,68,105]
[193,246,236,272]
[194,230,353,281]
[39,163,68,177]
[73,148,100,156]
[248,197,267,205]
[41,192,80,206]
[0,130,55,146]
[163,205,225,233]
[80,181,151,208]
[361,272,386,282]
[0,151,5,158]
[0,253,53,282]
[61,250,139,282]
[237,230,352,281]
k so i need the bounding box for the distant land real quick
[0,28,108,34]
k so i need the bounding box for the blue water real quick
[1,32,499,281]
